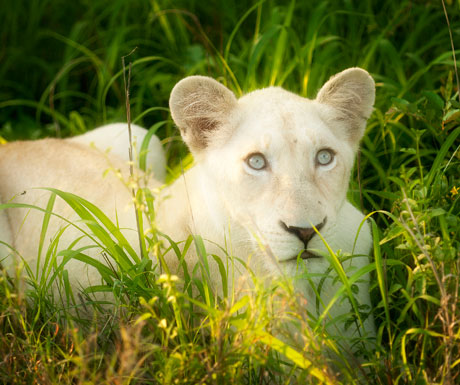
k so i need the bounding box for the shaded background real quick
[1,0,457,136]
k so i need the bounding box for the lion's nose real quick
[280,218,327,246]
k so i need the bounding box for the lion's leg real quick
[0,200,13,269]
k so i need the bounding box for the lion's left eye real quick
[316,149,334,166]
[246,153,267,170]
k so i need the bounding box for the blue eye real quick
[247,153,267,170]
[316,149,334,166]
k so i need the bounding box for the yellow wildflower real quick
[159,318,167,329]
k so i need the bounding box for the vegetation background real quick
[0,0,459,384]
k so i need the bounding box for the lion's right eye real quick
[246,153,267,170]
[316,148,335,166]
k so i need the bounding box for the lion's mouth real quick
[283,250,320,262]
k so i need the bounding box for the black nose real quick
[281,218,327,246]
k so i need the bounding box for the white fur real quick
[69,123,166,181]
[0,68,376,342]
[0,202,12,266]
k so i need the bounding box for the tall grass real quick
[1,0,459,383]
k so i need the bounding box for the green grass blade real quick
[37,192,57,278]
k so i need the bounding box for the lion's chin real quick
[280,250,320,263]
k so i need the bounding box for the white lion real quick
[0,68,376,342]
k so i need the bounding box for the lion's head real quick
[168,68,375,280]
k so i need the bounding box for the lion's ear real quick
[316,68,375,146]
[169,76,238,153]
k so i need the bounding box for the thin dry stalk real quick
[49,84,60,137]
[122,48,146,260]
[442,0,460,103]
